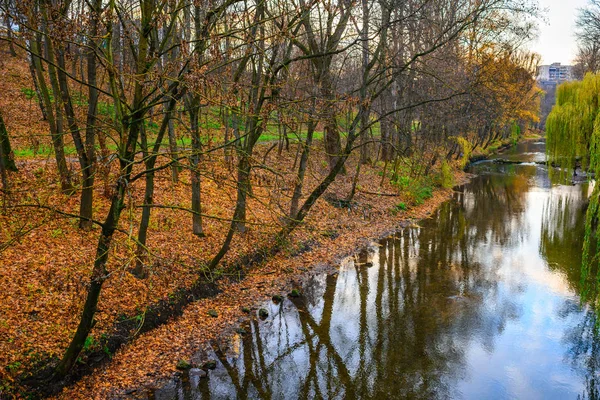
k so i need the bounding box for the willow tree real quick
[546,73,600,304]
[547,75,600,170]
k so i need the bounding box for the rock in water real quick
[202,360,217,370]
[258,308,269,319]
[189,368,207,378]
[176,359,191,370]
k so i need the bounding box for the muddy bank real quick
[466,134,543,167]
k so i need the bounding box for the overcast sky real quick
[532,0,588,65]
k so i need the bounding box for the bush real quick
[392,175,411,189]
[413,185,433,205]
[440,160,455,189]
[20,87,36,99]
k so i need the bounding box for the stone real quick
[272,295,284,303]
[189,368,207,378]
[176,359,191,370]
[236,327,247,335]
[202,360,217,370]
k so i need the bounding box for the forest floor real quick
[0,47,529,398]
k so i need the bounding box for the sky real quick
[533,0,588,65]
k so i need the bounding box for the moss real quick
[272,295,284,303]
[202,360,217,370]
[440,160,455,189]
[176,359,191,370]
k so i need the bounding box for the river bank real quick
[144,137,597,399]
[48,168,472,399]
[467,131,544,165]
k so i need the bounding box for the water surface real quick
[152,140,600,400]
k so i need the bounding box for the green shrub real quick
[392,175,411,189]
[413,185,433,205]
[83,335,97,352]
[440,160,454,188]
[20,88,37,99]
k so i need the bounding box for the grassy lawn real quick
[14,116,382,159]
[14,89,382,158]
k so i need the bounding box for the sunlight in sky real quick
[533,0,588,64]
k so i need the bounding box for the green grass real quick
[393,202,407,213]
[13,101,382,158]
[14,144,77,158]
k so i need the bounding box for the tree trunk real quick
[30,35,73,193]
[290,119,315,219]
[79,0,101,230]
[54,178,127,378]
[0,138,8,197]
[223,107,232,167]
[0,111,17,172]
[188,99,205,237]
[4,2,17,57]
[55,48,94,227]
[207,150,251,269]
[134,126,152,279]
[321,70,343,172]
[135,95,182,276]
[27,56,47,121]
[54,0,154,375]
[359,0,370,164]
[167,105,179,183]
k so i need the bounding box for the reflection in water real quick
[540,183,589,292]
[150,141,600,400]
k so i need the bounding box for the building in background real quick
[537,63,574,82]
[536,63,577,130]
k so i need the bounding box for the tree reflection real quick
[536,183,600,400]
[540,183,589,292]
[563,307,600,400]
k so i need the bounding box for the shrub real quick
[440,160,455,188]
[413,185,433,205]
[392,175,411,189]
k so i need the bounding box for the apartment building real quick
[537,63,574,82]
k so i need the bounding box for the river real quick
[149,139,599,399]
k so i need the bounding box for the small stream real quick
[149,140,599,399]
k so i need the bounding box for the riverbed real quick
[150,140,598,399]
